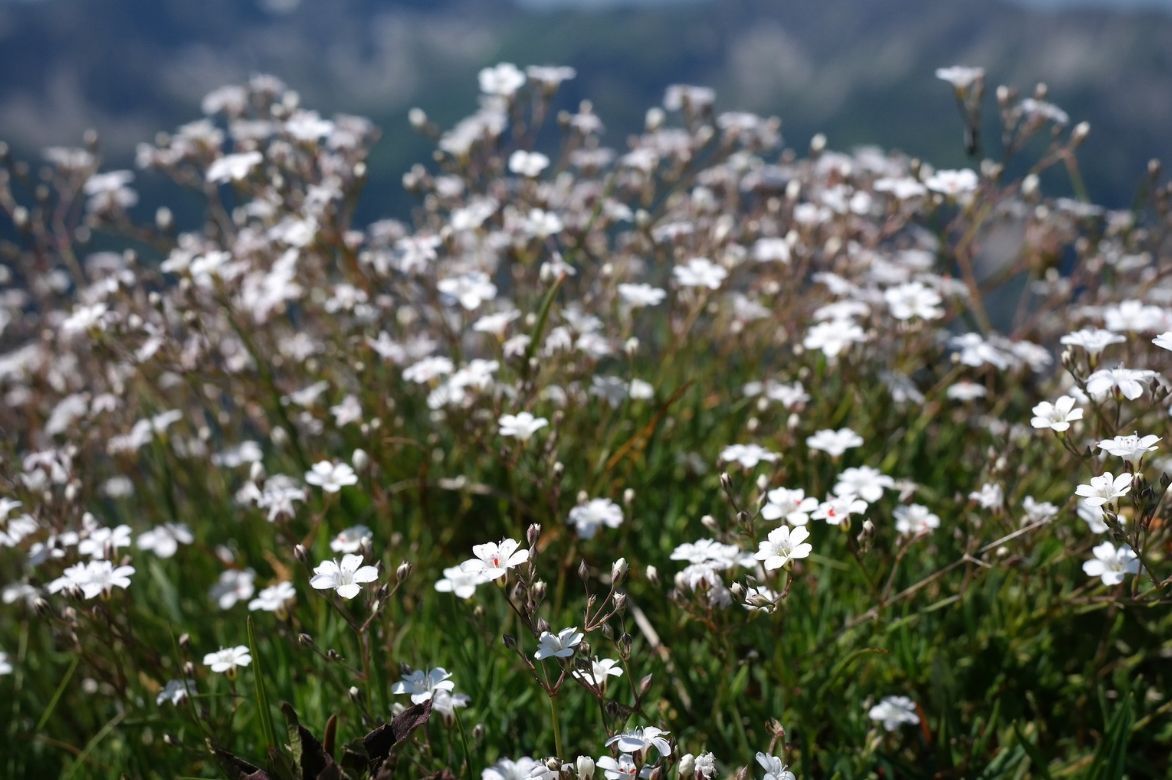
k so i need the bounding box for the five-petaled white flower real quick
[807,428,863,457]
[1097,434,1160,465]
[755,526,812,570]
[761,487,818,526]
[203,645,252,675]
[720,443,779,469]
[309,554,379,599]
[461,538,529,580]
[567,498,624,539]
[1082,542,1140,586]
[1030,396,1083,432]
[391,667,455,703]
[305,460,358,493]
[1075,472,1132,509]
[499,412,549,441]
[606,726,672,758]
[868,695,920,731]
[572,657,624,688]
[1085,368,1157,401]
[156,678,195,706]
[435,565,492,599]
[535,627,584,660]
[894,504,940,536]
[834,466,895,503]
[756,752,796,780]
[596,754,640,779]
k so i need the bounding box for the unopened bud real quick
[396,561,412,582]
[611,558,628,584]
[527,523,541,547]
[352,448,369,470]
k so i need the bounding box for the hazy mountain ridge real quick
[0,0,1168,213]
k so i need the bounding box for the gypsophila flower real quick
[248,581,296,613]
[304,460,358,493]
[203,645,252,675]
[868,695,920,731]
[567,498,624,539]
[209,568,256,610]
[48,560,135,600]
[1030,396,1083,432]
[391,667,455,704]
[1153,332,1172,351]
[499,412,549,441]
[0,651,13,676]
[1082,542,1140,586]
[1097,434,1160,465]
[461,538,529,580]
[755,752,797,780]
[1075,472,1132,508]
[309,554,379,600]
[761,488,819,526]
[508,150,550,177]
[331,524,373,554]
[755,525,813,570]
[720,443,779,469]
[535,627,583,660]
[596,754,639,779]
[136,522,194,559]
[1085,368,1158,401]
[606,726,672,758]
[435,565,492,599]
[430,688,471,719]
[812,494,868,526]
[1061,328,1124,356]
[572,657,624,688]
[618,283,667,308]
[156,679,195,706]
[673,257,727,290]
[894,504,940,536]
[834,466,896,503]
[807,428,863,457]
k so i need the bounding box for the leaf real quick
[213,748,272,780]
[363,699,433,764]
[281,703,341,780]
[248,616,278,752]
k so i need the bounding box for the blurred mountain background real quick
[1,0,1169,218]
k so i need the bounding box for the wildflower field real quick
[0,64,1169,779]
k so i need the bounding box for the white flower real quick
[209,568,256,610]
[435,565,492,599]
[1078,498,1112,534]
[573,756,596,780]
[572,657,624,688]
[508,149,550,177]
[813,494,868,526]
[884,281,943,321]
[673,257,727,290]
[755,752,796,780]
[761,487,818,526]
[1060,328,1124,356]
[535,627,584,660]
[479,63,526,96]
[924,168,978,198]
[755,526,813,571]
[305,460,358,493]
[969,482,1004,510]
[499,412,549,441]
[803,318,867,358]
[606,726,671,758]
[203,645,252,675]
[136,523,194,559]
[1021,496,1059,525]
[309,554,379,600]
[483,756,551,780]
[567,498,624,539]
[618,283,667,308]
[1085,368,1158,401]
[596,754,638,779]
[248,581,296,613]
[935,65,984,90]
[868,695,920,731]
[391,667,455,704]
[1030,396,1083,432]
[430,688,471,719]
[834,466,895,503]
[461,538,529,580]
[1097,434,1160,465]
[1153,332,1172,351]
[438,271,497,311]
[48,560,135,600]
[0,651,13,676]
[1075,472,1132,508]
[720,444,779,469]
[206,151,263,183]
[807,428,863,457]
[894,504,940,536]
[156,678,195,706]
[1082,542,1140,586]
[330,524,373,554]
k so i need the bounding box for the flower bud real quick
[679,754,696,777]
[611,558,628,584]
[352,448,369,470]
